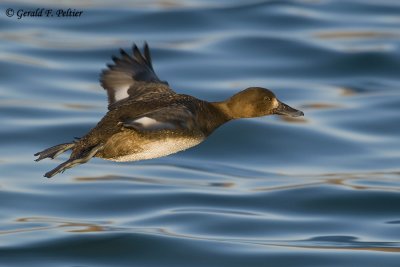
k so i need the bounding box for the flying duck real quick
[35,43,304,178]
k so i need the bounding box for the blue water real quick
[1,0,400,266]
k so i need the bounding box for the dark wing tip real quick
[111,55,119,63]
[143,42,154,70]
[132,44,140,56]
[119,48,132,62]
[106,42,155,75]
[132,44,146,65]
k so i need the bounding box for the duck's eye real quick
[264,96,271,101]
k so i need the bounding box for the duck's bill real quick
[274,101,304,117]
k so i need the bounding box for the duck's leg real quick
[44,143,104,178]
[34,143,75,162]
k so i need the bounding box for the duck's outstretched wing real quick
[100,43,174,109]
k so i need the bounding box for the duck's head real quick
[224,87,304,119]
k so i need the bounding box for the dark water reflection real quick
[1,0,400,266]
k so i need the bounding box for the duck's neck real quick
[191,101,230,136]
[211,100,247,120]
[211,101,232,119]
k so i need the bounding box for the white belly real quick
[107,136,204,162]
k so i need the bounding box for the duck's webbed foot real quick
[34,143,75,162]
[44,143,104,178]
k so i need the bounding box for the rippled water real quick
[1,0,400,266]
